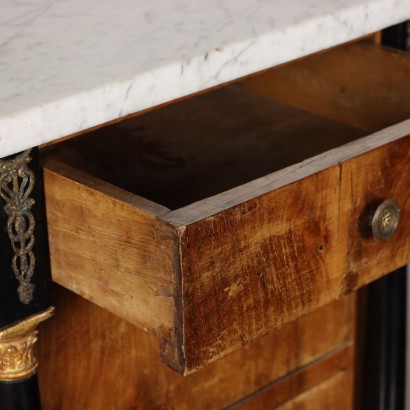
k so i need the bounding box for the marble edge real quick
[1,0,409,157]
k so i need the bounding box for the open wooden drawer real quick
[42,42,410,374]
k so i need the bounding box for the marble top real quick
[1,0,409,157]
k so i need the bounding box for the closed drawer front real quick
[229,345,354,409]
[42,42,410,374]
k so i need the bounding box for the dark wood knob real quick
[370,199,400,241]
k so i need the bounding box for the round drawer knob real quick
[370,199,400,241]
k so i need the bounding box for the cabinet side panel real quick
[38,286,353,410]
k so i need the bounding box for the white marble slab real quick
[0,0,409,157]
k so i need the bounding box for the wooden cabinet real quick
[37,40,409,407]
[38,287,356,409]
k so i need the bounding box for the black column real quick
[0,375,41,410]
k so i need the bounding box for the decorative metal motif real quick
[380,209,392,230]
[0,307,54,381]
[0,150,36,304]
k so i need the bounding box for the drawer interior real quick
[44,87,364,210]
[42,43,409,211]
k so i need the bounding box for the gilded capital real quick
[0,307,54,381]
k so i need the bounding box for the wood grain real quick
[344,136,410,289]
[241,43,410,132]
[37,285,354,410]
[43,161,176,339]
[173,164,350,373]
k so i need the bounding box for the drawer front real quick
[231,347,354,410]
[174,165,348,372]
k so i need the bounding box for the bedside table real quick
[0,1,409,408]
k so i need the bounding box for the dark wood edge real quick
[43,159,170,216]
[162,122,410,226]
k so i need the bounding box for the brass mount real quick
[0,307,54,381]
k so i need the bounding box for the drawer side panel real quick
[44,161,176,337]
